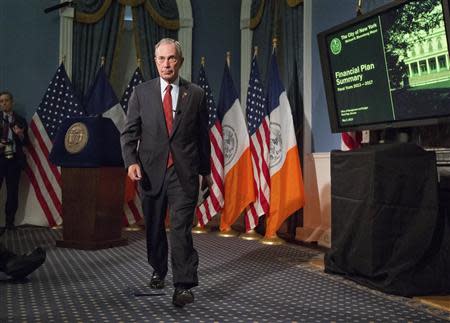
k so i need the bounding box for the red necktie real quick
[163,84,174,168]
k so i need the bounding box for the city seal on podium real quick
[64,122,89,154]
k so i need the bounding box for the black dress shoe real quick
[172,288,194,307]
[4,247,46,280]
[149,272,165,289]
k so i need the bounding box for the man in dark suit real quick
[0,91,29,231]
[121,38,212,307]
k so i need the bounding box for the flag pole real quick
[193,56,210,235]
[356,0,363,16]
[217,51,240,238]
[241,45,263,241]
[261,37,286,246]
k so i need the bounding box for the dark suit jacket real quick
[0,111,29,168]
[121,77,210,199]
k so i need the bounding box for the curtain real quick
[72,0,179,97]
[251,0,277,90]
[131,0,179,80]
[280,3,303,139]
[72,0,122,98]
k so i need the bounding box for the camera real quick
[1,139,14,159]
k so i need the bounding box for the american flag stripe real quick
[196,199,213,226]
[26,128,62,215]
[29,118,61,185]
[122,194,144,226]
[205,169,221,212]
[244,57,270,231]
[195,65,224,226]
[128,198,142,221]
[23,166,57,227]
[257,121,270,212]
[123,199,142,224]
[245,204,258,230]
[25,144,61,216]
[341,131,362,151]
[28,120,61,190]
[209,124,224,193]
[30,116,52,153]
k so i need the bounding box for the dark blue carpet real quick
[0,227,449,322]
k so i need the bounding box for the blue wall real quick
[191,0,242,103]
[311,0,357,152]
[0,0,60,121]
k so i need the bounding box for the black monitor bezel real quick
[318,0,450,133]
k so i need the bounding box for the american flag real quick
[25,63,85,226]
[341,131,362,151]
[120,67,144,113]
[244,57,270,231]
[195,64,224,226]
[120,67,145,226]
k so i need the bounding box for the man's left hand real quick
[12,125,25,140]
[201,175,213,190]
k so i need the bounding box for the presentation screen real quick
[318,0,450,133]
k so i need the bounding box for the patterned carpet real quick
[1,227,449,322]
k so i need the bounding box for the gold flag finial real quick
[253,46,259,58]
[272,38,278,49]
[201,56,205,66]
[137,58,141,68]
[226,51,231,67]
[101,56,105,66]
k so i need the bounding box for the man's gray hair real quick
[154,38,183,58]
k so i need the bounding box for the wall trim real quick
[59,7,75,79]
[240,0,252,107]
[176,0,193,81]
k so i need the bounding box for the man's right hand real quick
[128,164,142,181]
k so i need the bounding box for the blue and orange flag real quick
[217,61,255,232]
[266,52,305,238]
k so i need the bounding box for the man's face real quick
[0,94,13,113]
[154,42,183,83]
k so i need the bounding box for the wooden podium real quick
[56,167,128,249]
[50,116,128,250]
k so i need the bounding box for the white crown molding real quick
[59,6,74,79]
[240,0,252,108]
